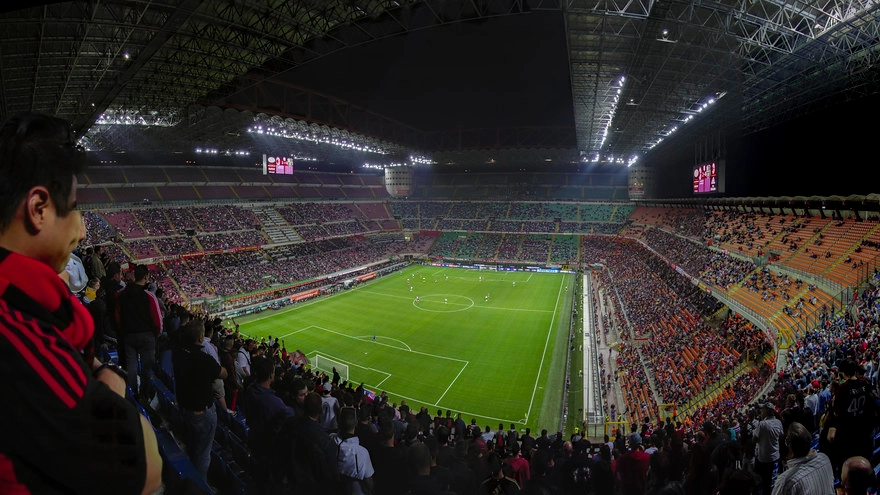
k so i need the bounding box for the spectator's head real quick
[408,442,431,477]
[628,432,643,451]
[180,318,205,345]
[839,358,865,379]
[486,452,504,479]
[378,415,395,444]
[716,468,761,495]
[423,436,439,463]
[338,407,357,434]
[841,456,874,495]
[291,378,308,406]
[530,447,554,478]
[251,356,275,385]
[0,112,86,273]
[357,404,372,423]
[785,422,811,458]
[133,264,149,283]
[106,261,122,281]
[303,392,322,420]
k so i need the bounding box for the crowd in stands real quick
[68,230,880,495]
[65,197,880,494]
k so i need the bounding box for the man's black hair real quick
[250,356,274,383]
[180,318,205,345]
[0,112,85,231]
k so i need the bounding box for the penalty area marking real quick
[357,335,412,351]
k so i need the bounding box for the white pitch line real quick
[238,284,361,323]
[356,335,412,351]
[435,361,469,405]
[307,350,391,381]
[312,325,468,364]
[361,290,553,313]
[524,276,566,422]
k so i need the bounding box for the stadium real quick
[1,1,879,494]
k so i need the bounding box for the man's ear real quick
[24,186,51,235]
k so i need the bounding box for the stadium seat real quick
[214,423,231,450]
[210,444,251,495]
[151,375,181,432]
[228,431,253,473]
[230,412,249,443]
[156,428,213,494]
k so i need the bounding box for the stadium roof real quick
[2,0,879,168]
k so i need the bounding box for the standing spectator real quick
[480,425,495,445]
[218,335,242,411]
[506,423,519,451]
[201,321,229,414]
[90,244,106,279]
[407,440,454,495]
[288,377,309,418]
[355,404,379,452]
[504,442,530,487]
[453,412,466,441]
[172,318,226,482]
[0,111,161,494]
[320,380,341,433]
[753,402,784,495]
[803,384,819,431]
[290,392,339,492]
[330,406,375,495]
[236,338,255,384]
[520,427,537,459]
[240,355,295,490]
[116,264,163,401]
[535,428,552,451]
[479,452,520,494]
[771,422,834,495]
[615,433,651,495]
[370,414,410,495]
[100,260,125,359]
[84,278,111,363]
[827,358,877,476]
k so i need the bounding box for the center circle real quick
[412,294,475,312]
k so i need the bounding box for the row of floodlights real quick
[363,154,435,169]
[580,154,636,166]
[195,148,250,156]
[648,92,725,151]
[247,125,388,155]
[596,76,627,151]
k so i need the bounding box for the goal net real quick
[312,354,350,383]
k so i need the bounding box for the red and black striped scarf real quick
[0,248,94,352]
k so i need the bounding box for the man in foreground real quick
[772,422,834,495]
[0,112,161,493]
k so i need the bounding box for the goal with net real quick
[312,354,350,382]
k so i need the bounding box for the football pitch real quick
[236,265,575,430]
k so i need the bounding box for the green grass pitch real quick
[236,265,575,431]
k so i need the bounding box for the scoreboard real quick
[263,154,293,175]
[693,161,718,194]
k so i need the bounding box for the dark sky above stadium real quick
[277,11,573,132]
